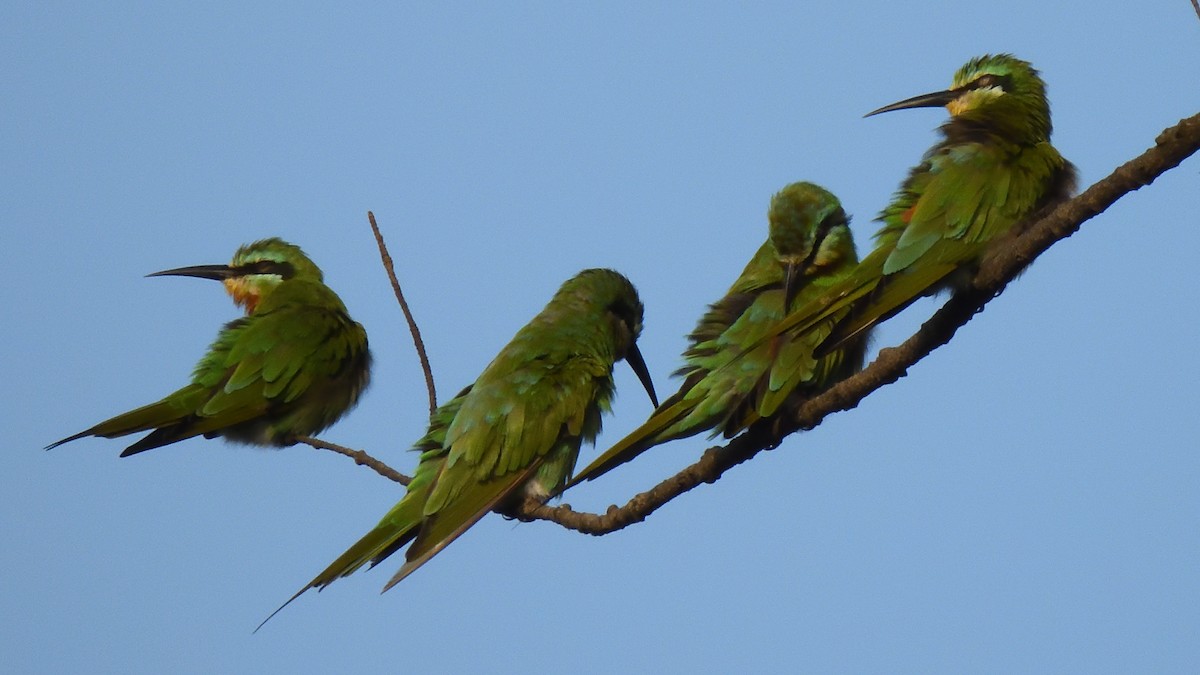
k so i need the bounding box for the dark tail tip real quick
[44,432,88,451]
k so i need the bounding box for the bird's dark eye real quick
[607,299,641,333]
[970,74,1009,91]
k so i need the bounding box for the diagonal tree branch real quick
[508,111,1200,535]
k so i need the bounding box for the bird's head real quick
[768,182,856,310]
[567,269,659,408]
[865,53,1052,143]
[147,238,323,313]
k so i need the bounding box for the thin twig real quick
[296,435,411,485]
[508,111,1200,535]
[1191,0,1200,22]
[368,211,438,416]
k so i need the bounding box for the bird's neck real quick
[942,110,1050,149]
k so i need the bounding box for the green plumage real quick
[568,182,866,486]
[47,238,371,456]
[257,268,656,629]
[775,54,1077,354]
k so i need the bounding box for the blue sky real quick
[4,3,1199,673]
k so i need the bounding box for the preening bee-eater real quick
[568,182,865,487]
[779,54,1077,354]
[47,238,371,457]
[257,268,657,629]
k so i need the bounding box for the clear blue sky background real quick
[4,3,1199,673]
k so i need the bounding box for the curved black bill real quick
[624,342,658,408]
[146,264,236,281]
[864,88,958,117]
[783,261,800,312]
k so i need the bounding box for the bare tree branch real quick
[1190,0,1200,23]
[508,111,1200,535]
[296,435,411,485]
[368,211,438,416]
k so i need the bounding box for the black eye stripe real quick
[816,209,848,246]
[236,260,295,279]
[799,209,847,269]
[607,298,642,332]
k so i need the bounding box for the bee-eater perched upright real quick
[47,238,371,457]
[567,182,865,487]
[257,268,657,629]
[778,54,1077,354]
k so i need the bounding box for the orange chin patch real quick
[223,278,259,313]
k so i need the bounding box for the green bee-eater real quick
[47,238,371,456]
[257,268,657,628]
[568,182,865,487]
[778,54,1077,353]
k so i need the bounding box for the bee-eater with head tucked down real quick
[257,268,657,629]
[567,182,865,487]
[776,54,1077,354]
[47,238,371,457]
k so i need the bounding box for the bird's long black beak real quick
[146,264,237,281]
[782,261,800,312]
[864,88,958,117]
[624,342,658,408]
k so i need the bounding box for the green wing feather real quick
[382,461,543,591]
[391,351,610,583]
[814,260,959,356]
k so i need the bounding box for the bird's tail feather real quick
[564,396,696,489]
[815,262,959,357]
[45,393,200,451]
